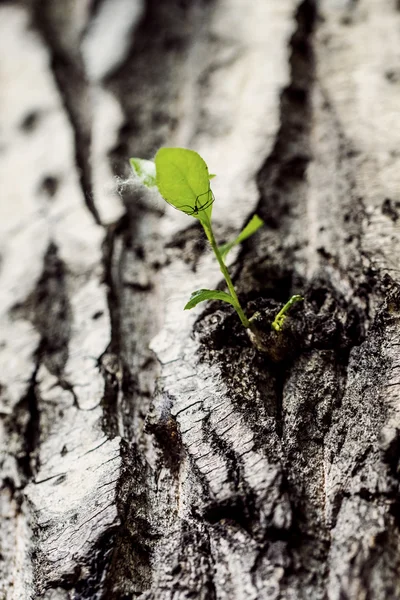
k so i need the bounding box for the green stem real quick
[271,294,303,332]
[202,220,250,328]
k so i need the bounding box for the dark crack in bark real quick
[8,242,73,483]
[31,243,72,378]
[30,0,101,225]
[7,367,41,483]
[99,216,129,439]
[255,0,316,233]
[100,442,156,599]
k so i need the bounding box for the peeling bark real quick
[1,0,400,598]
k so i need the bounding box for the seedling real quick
[271,294,303,332]
[130,147,302,345]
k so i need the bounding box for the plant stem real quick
[202,222,250,328]
[271,294,303,332]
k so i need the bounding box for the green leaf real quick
[155,148,214,224]
[184,289,236,310]
[130,158,156,188]
[219,214,264,260]
[209,173,216,179]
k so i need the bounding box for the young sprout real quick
[271,294,303,331]
[130,147,301,346]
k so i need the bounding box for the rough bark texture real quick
[1,0,400,598]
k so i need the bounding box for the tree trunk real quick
[1,0,400,598]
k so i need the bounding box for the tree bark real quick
[1,0,400,598]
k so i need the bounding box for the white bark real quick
[1,0,400,598]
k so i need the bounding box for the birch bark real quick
[1,1,400,598]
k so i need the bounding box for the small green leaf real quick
[184,289,236,310]
[219,214,264,260]
[155,148,214,224]
[130,158,156,187]
[209,173,216,179]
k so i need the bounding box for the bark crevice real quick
[30,0,101,225]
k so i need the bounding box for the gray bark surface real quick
[1,0,400,598]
